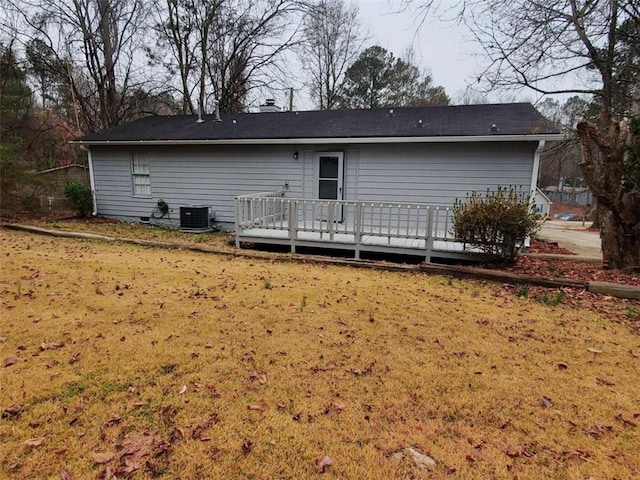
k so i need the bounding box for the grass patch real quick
[0,229,638,479]
[537,291,566,307]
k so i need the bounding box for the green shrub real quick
[453,186,540,261]
[64,181,93,217]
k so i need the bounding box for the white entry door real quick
[318,152,344,200]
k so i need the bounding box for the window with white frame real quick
[131,154,151,196]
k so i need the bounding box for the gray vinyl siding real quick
[91,140,537,226]
[351,142,536,205]
[91,145,302,224]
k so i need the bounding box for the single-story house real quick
[74,103,561,260]
[533,188,553,217]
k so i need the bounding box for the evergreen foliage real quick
[64,182,93,217]
[453,187,540,261]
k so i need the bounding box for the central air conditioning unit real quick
[179,205,213,233]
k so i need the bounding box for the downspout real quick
[530,140,545,202]
[525,140,545,248]
[81,145,98,216]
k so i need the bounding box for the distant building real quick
[33,163,90,210]
[533,188,553,217]
[542,185,592,206]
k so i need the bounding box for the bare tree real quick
[152,0,299,113]
[206,0,300,113]
[469,0,639,269]
[402,0,640,269]
[2,0,153,132]
[299,0,365,110]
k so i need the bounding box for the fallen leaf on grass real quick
[247,405,264,411]
[614,414,638,427]
[584,423,613,438]
[563,449,591,460]
[60,470,72,480]
[68,353,80,365]
[190,413,219,440]
[404,447,436,469]
[40,342,64,351]
[178,385,187,395]
[91,452,115,464]
[23,437,45,446]
[105,414,121,426]
[2,404,24,418]
[504,447,522,458]
[241,439,254,455]
[557,362,569,370]
[117,430,170,474]
[596,377,615,386]
[541,395,554,408]
[4,356,17,367]
[587,347,603,354]
[465,454,476,463]
[315,455,333,473]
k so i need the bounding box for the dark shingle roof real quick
[76,103,560,143]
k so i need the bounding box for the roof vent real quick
[213,100,221,122]
[196,103,204,123]
[259,99,280,113]
[388,109,394,116]
[417,119,424,127]
[491,123,498,133]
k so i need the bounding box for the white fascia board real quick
[73,133,565,146]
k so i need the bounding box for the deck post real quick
[425,207,434,262]
[354,202,362,259]
[289,200,297,253]
[234,197,241,248]
[328,202,334,241]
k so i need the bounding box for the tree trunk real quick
[600,205,640,270]
[587,199,600,230]
[576,118,640,270]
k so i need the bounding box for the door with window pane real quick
[317,152,344,222]
[318,153,343,200]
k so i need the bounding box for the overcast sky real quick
[355,0,483,100]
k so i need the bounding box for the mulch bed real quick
[527,238,575,255]
[479,239,640,288]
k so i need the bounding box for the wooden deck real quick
[234,193,484,261]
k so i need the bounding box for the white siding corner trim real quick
[530,140,545,198]
[82,146,98,216]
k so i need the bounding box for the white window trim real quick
[131,153,151,197]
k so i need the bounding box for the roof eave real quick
[72,133,564,146]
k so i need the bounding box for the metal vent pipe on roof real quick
[196,103,204,123]
[259,99,281,113]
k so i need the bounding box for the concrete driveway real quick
[536,220,602,260]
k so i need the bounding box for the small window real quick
[131,154,151,196]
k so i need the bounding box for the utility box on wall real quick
[179,205,213,233]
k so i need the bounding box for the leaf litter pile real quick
[1,229,639,479]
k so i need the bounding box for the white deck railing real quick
[234,192,466,260]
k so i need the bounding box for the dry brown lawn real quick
[1,228,639,479]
